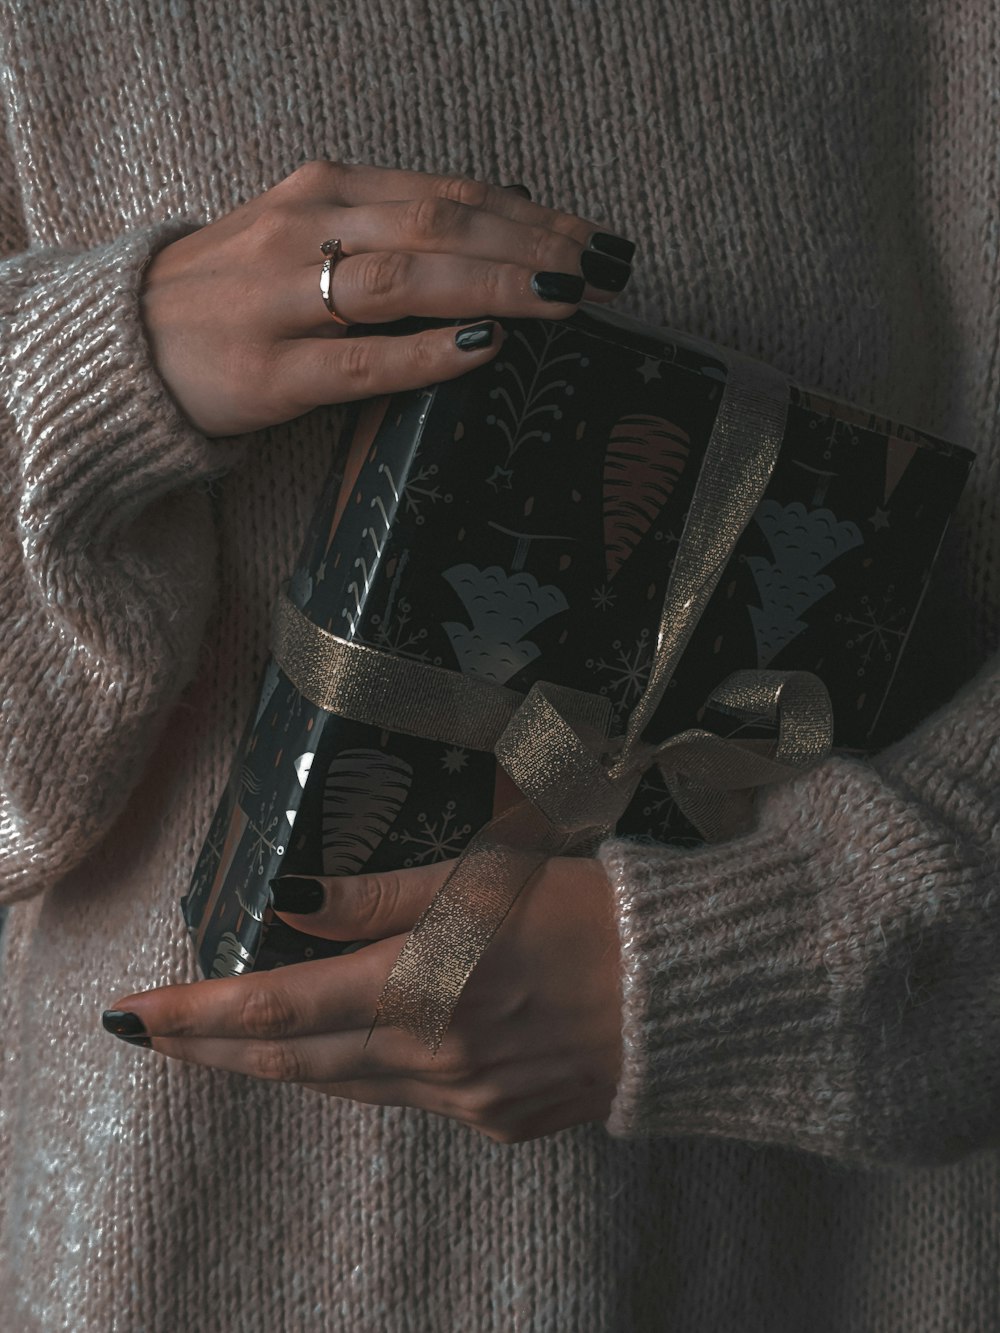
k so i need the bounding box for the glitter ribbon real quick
[270,351,834,1053]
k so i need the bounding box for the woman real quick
[2,2,998,1329]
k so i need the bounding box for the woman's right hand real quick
[139,160,635,439]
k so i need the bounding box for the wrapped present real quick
[182,304,973,1049]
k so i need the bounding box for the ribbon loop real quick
[495,683,630,835]
[631,669,835,842]
[710,668,834,765]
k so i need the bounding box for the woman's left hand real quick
[103,857,624,1144]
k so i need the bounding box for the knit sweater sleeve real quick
[0,130,249,903]
[598,648,1000,1170]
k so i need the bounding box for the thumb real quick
[267,861,456,941]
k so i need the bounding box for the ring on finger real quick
[319,238,353,327]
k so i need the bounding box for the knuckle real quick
[359,250,410,299]
[220,340,271,394]
[491,984,530,1025]
[241,339,276,382]
[438,174,492,211]
[474,260,506,306]
[336,336,376,390]
[534,230,574,273]
[162,1011,199,1040]
[239,985,297,1041]
[460,1084,504,1122]
[405,333,440,376]
[430,1032,481,1084]
[481,1125,520,1145]
[351,871,401,936]
[246,204,294,252]
[402,195,461,241]
[286,158,340,195]
[247,1039,304,1083]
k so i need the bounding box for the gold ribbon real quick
[270,350,835,1053]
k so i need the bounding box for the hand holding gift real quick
[139,159,633,439]
[103,857,623,1144]
[173,294,973,1073]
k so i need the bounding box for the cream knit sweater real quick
[2,2,999,1330]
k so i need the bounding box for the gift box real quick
[182,304,973,991]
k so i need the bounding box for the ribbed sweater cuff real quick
[1,219,248,561]
[597,811,849,1149]
[594,653,1000,1164]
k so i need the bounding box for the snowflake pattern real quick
[202,817,228,870]
[586,627,654,723]
[247,794,288,878]
[591,582,617,612]
[836,589,907,674]
[441,746,469,774]
[389,800,473,866]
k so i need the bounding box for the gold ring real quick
[319,238,352,326]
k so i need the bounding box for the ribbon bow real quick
[271,349,834,1053]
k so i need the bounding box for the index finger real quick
[104,937,400,1041]
[290,159,625,254]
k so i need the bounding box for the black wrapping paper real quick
[182,305,974,979]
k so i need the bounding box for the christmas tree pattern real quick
[442,563,568,685]
[747,500,864,666]
[320,748,413,875]
[487,322,589,468]
[603,413,690,579]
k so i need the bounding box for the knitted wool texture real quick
[1,2,999,1330]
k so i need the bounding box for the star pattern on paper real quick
[637,356,663,384]
[868,507,890,530]
[441,745,469,774]
[486,466,514,491]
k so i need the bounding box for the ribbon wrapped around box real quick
[182,305,974,1054]
[269,352,832,1051]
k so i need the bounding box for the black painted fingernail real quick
[531,271,586,304]
[502,182,532,199]
[580,248,631,292]
[269,877,325,913]
[588,232,636,264]
[102,1010,150,1046]
[455,321,496,351]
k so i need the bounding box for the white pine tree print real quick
[441,563,568,685]
[747,500,863,666]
